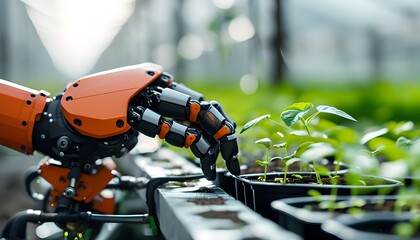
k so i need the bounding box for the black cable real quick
[24,166,45,201]
[146,174,205,218]
[1,210,149,240]
[90,213,149,223]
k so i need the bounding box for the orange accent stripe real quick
[159,123,171,139]
[184,134,197,148]
[214,125,231,140]
[189,103,200,122]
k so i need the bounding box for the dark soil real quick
[198,210,246,225]
[285,175,348,185]
[256,175,392,186]
[188,197,225,205]
[253,175,348,185]
[242,159,344,175]
[309,199,418,213]
[192,186,215,193]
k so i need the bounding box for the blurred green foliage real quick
[188,80,420,129]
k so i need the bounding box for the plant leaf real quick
[396,136,412,150]
[270,156,283,162]
[281,102,313,127]
[240,114,271,134]
[368,137,407,161]
[274,178,284,183]
[255,138,272,148]
[360,128,389,145]
[273,143,286,148]
[285,158,301,166]
[255,160,268,166]
[307,189,322,201]
[301,143,336,162]
[316,105,357,122]
[295,142,314,157]
[292,174,303,179]
[329,175,340,185]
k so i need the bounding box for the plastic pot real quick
[321,211,420,240]
[237,172,403,221]
[234,160,348,204]
[271,195,401,240]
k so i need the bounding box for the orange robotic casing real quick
[0,80,49,154]
[61,63,163,138]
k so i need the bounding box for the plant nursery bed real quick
[235,172,402,221]
[271,195,417,239]
[154,182,302,240]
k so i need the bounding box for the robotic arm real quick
[0,63,240,235]
[0,63,240,180]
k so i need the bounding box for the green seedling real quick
[280,102,357,137]
[254,138,285,182]
[240,102,357,184]
[273,157,301,184]
[301,142,337,184]
[308,188,367,214]
[272,141,315,184]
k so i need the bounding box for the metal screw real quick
[74,118,82,126]
[83,164,91,171]
[116,119,124,128]
[57,136,71,150]
[63,187,76,198]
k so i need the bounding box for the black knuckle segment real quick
[158,88,190,119]
[190,136,210,158]
[200,104,225,134]
[171,82,204,101]
[165,121,188,147]
[138,109,161,137]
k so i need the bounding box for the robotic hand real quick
[0,63,240,181]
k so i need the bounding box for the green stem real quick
[334,159,340,175]
[313,160,322,184]
[268,119,289,128]
[334,147,343,175]
[306,111,320,125]
[263,148,269,182]
[283,164,288,184]
[300,117,312,137]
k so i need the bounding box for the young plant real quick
[254,138,285,181]
[307,189,367,214]
[240,102,357,184]
[280,102,357,137]
[300,142,337,184]
[272,157,301,184]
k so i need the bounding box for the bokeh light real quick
[212,0,235,9]
[228,16,255,42]
[240,74,259,94]
[177,34,205,60]
[152,43,177,69]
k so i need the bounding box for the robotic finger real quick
[128,81,240,180]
